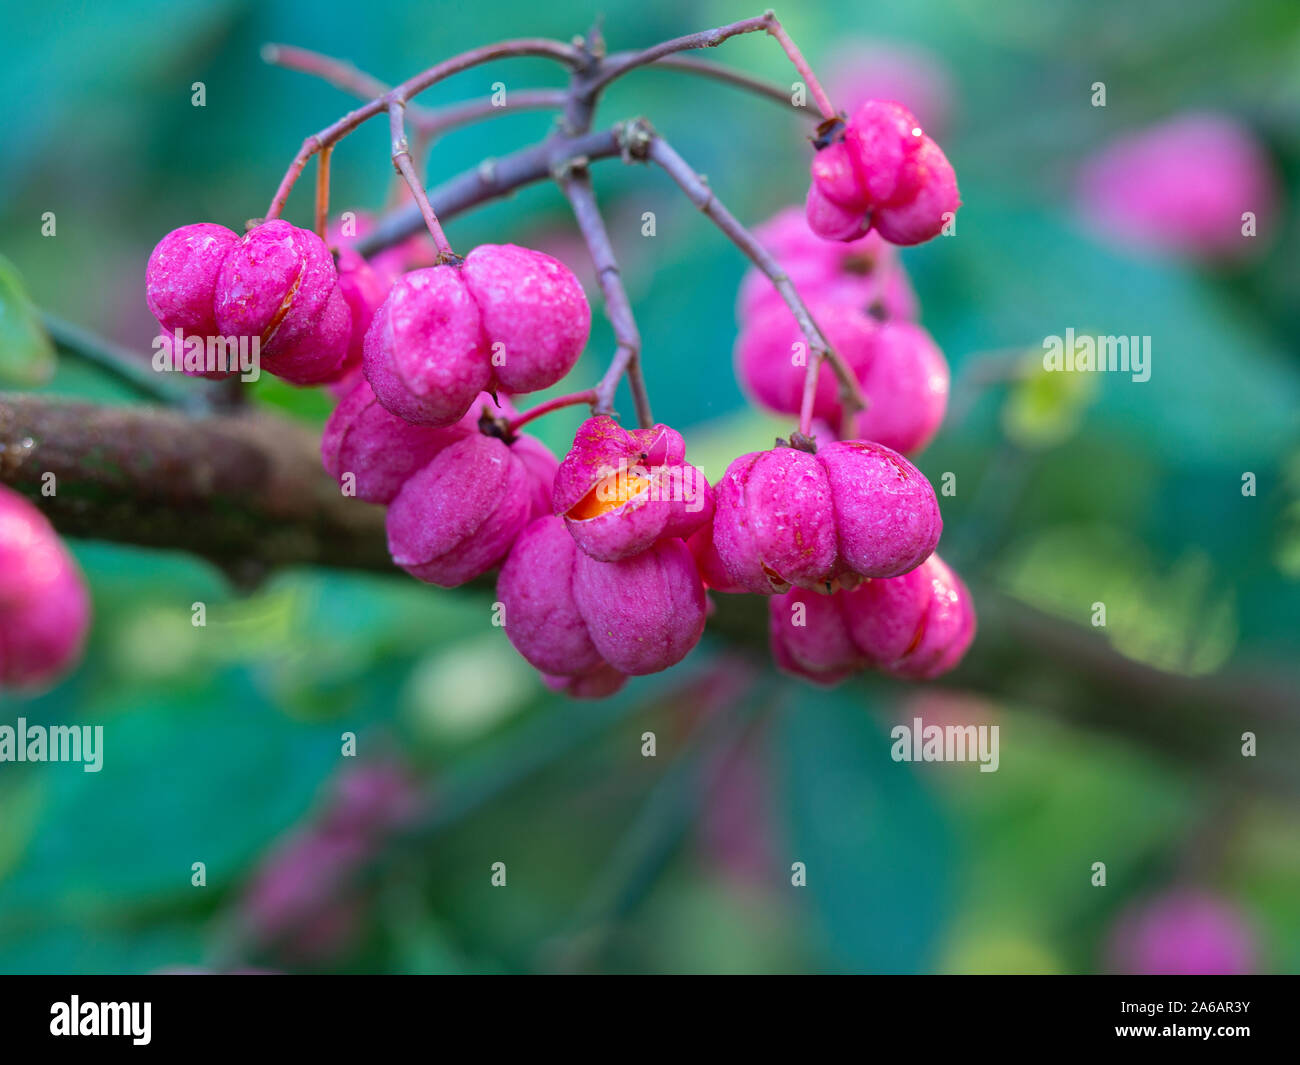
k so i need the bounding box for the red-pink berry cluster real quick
[139,90,973,699]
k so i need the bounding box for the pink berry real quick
[853,321,950,454]
[320,378,491,504]
[818,439,942,578]
[362,264,490,426]
[737,207,918,323]
[385,431,554,587]
[711,447,841,594]
[712,440,941,593]
[145,222,239,338]
[553,416,713,562]
[496,516,607,677]
[878,555,975,679]
[461,244,591,394]
[1076,112,1279,261]
[571,538,707,675]
[213,220,351,384]
[872,137,960,245]
[735,299,875,421]
[0,486,91,689]
[807,100,960,245]
[1107,890,1256,975]
[767,584,861,685]
[768,553,974,684]
[498,515,706,684]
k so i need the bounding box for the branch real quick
[591,13,834,117]
[556,164,653,428]
[0,393,389,578]
[265,38,581,219]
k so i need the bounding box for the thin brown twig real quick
[265,38,581,219]
[642,131,866,437]
[387,101,455,258]
[556,163,653,428]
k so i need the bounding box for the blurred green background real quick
[1,0,1298,974]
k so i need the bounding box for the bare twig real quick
[591,13,834,117]
[265,38,581,219]
[387,101,455,258]
[557,164,653,428]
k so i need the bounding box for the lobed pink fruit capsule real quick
[735,299,875,422]
[462,244,591,394]
[553,416,713,562]
[320,378,504,504]
[145,222,240,338]
[879,555,975,679]
[363,264,489,426]
[363,245,591,425]
[498,515,706,686]
[711,447,842,593]
[806,100,960,246]
[712,439,941,593]
[213,220,351,384]
[853,320,950,454]
[736,206,918,324]
[385,430,556,587]
[768,553,974,684]
[0,486,92,689]
[1107,890,1257,975]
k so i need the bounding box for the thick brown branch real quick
[0,393,390,579]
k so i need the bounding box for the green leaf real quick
[0,255,55,386]
[775,682,952,973]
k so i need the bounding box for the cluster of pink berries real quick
[141,91,973,699]
[0,485,91,690]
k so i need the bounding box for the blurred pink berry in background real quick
[1107,889,1258,974]
[237,759,420,965]
[825,38,954,137]
[1075,113,1280,262]
[0,485,91,690]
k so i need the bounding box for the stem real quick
[557,166,653,428]
[354,128,625,256]
[645,54,817,112]
[587,15,771,92]
[265,38,580,219]
[763,15,836,118]
[591,12,835,119]
[506,389,597,433]
[643,131,865,432]
[314,144,332,239]
[388,102,454,259]
[264,44,568,140]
